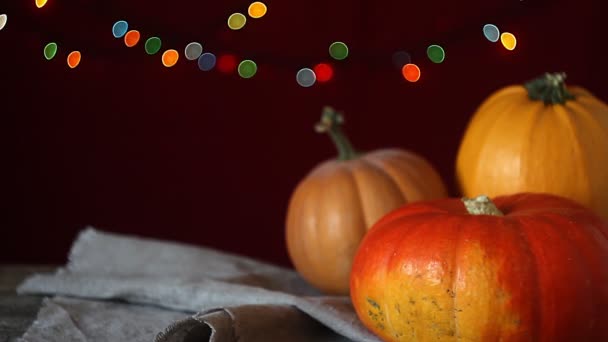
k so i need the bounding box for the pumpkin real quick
[456,72,608,219]
[350,193,608,342]
[286,106,447,295]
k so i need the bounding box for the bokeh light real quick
[238,60,257,78]
[43,42,57,60]
[500,32,517,50]
[67,51,81,69]
[145,37,162,55]
[198,53,216,71]
[162,49,179,67]
[313,63,333,83]
[112,20,128,38]
[0,14,7,31]
[184,42,203,61]
[35,0,48,9]
[217,54,237,73]
[248,2,267,19]
[402,63,420,82]
[483,24,500,43]
[329,42,349,60]
[296,68,316,87]
[124,30,140,47]
[228,13,247,30]
[392,51,411,69]
[426,44,445,63]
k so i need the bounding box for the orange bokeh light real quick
[162,49,179,67]
[67,51,81,69]
[248,2,267,18]
[402,63,420,82]
[124,30,140,47]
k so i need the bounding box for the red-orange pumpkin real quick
[350,193,608,342]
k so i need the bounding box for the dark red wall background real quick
[1,0,606,266]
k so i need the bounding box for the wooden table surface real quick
[0,265,56,342]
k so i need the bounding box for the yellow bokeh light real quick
[35,0,48,8]
[248,2,267,19]
[500,32,517,51]
[227,13,247,30]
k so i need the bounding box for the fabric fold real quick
[17,228,380,342]
[157,305,352,342]
[19,297,187,342]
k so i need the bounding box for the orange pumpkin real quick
[456,72,608,219]
[351,193,608,342]
[286,106,447,295]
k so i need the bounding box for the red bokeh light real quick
[313,63,334,82]
[217,54,238,73]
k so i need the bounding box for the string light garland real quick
[19,0,525,80]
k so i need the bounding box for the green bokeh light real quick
[145,37,162,55]
[238,60,257,78]
[329,42,349,60]
[426,44,445,63]
[44,42,58,60]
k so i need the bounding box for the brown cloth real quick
[17,228,380,342]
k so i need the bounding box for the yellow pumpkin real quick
[456,72,608,219]
[286,107,447,295]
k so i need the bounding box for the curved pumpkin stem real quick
[315,106,358,161]
[462,195,504,216]
[524,72,575,105]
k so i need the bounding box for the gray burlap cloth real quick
[16,228,381,342]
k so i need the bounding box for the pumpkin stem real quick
[462,195,504,216]
[524,72,575,105]
[315,106,358,161]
